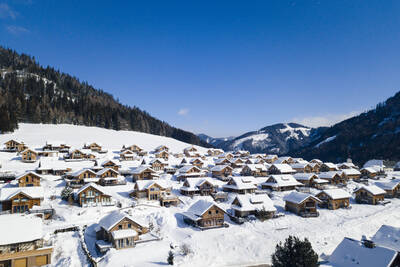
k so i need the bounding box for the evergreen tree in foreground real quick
[271,235,319,267]
[167,250,174,265]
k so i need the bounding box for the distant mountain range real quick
[199,123,327,155]
[200,91,400,165]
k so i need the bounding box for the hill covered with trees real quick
[0,47,209,147]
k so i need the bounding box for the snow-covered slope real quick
[216,123,314,155]
[197,134,234,147]
[0,123,207,153]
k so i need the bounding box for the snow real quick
[319,188,351,200]
[371,225,400,251]
[355,185,386,196]
[315,135,337,148]
[283,191,320,204]
[0,214,43,245]
[279,123,311,140]
[0,186,44,201]
[232,133,271,149]
[112,229,138,239]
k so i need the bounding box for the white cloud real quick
[292,111,360,128]
[6,25,29,35]
[178,108,189,116]
[0,3,17,19]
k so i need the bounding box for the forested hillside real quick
[0,47,209,147]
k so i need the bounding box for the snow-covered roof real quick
[270,164,296,173]
[211,164,232,172]
[135,180,169,191]
[0,186,44,201]
[293,173,318,181]
[186,199,225,217]
[98,210,145,231]
[290,163,310,169]
[76,183,110,196]
[132,166,156,174]
[0,214,43,245]
[342,168,361,176]
[181,178,218,191]
[214,158,231,165]
[354,185,386,196]
[244,164,267,172]
[318,171,342,179]
[16,170,42,180]
[232,194,276,212]
[283,191,321,204]
[376,179,400,190]
[318,188,351,200]
[112,229,138,239]
[372,225,400,252]
[361,167,379,174]
[363,159,385,169]
[223,176,258,190]
[322,162,339,170]
[96,167,119,176]
[328,237,398,267]
[178,165,201,174]
[262,175,302,188]
[70,168,97,177]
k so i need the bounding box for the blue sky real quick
[1,0,400,137]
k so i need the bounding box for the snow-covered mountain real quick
[205,123,320,155]
[197,134,235,147]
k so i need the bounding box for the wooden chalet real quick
[96,168,123,186]
[4,139,27,152]
[211,165,233,180]
[341,168,361,180]
[120,150,136,161]
[184,146,198,157]
[0,215,53,267]
[354,185,386,205]
[42,141,70,152]
[265,154,278,163]
[230,158,245,168]
[309,162,320,173]
[241,164,268,177]
[274,156,294,164]
[189,158,204,168]
[75,183,114,207]
[64,168,98,187]
[180,178,218,196]
[131,180,171,201]
[149,159,168,171]
[20,149,38,163]
[96,211,148,251]
[261,175,302,191]
[176,165,205,181]
[17,171,41,187]
[97,159,120,171]
[293,173,319,187]
[154,150,169,160]
[223,176,257,194]
[231,194,276,219]
[0,187,44,213]
[83,142,103,152]
[361,167,379,178]
[283,191,321,217]
[318,171,347,185]
[132,166,159,181]
[154,145,169,153]
[36,160,70,175]
[376,179,400,198]
[268,164,296,175]
[320,162,339,172]
[122,144,143,154]
[182,200,226,229]
[214,158,232,166]
[316,189,351,210]
[290,163,313,173]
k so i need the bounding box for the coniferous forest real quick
[0,47,210,147]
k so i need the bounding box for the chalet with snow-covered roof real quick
[155,150,169,160]
[120,150,136,161]
[361,167,379,178]
[42,140,70,152]
[261,175,302,191]
[180,178,218,196]
[320,162,339,172]
[154,145,169,153]
[96,210,148,251]
[309,162,320,173]
[207,148,224,156]
[182,200,226,229]
[0,215,53,267]
[17,171,41,187]
[268,164,296,175]
[231,194,276,219]
[290,163,313,173]
[376,179,400,198]
[36,159,70,175]
[122,144,143,154]
[338,162,358,170]
[0,187,44,213]
[4,139,27,152]
[20,148,38,163]
[223,176,258,194]
[217,152,234,160]
[318,171,347,185]
[354,185,386,205]
[189,158,204,168]
[241,164,268,177]
[211,165,233,180]
[96,159,120,171]
[131,180,171,201]
[293,173,319,187]
[75,183,113,207]
[96,168,123,186]
[214,158,231,166]
[149,159,168,171]
[230,158,245,168]
[275,156,294,164]
[265,154,278,163]
[283,191,321,217]
[37,150,59,158]
[83,142,103,152]
[65,148,93,160]
[310,159,323,165]
[176,165,205,181]
[316,188,351,210]
[184,145,197,154]
[64,168,98,187]
[342,168,362,180]
[328,237,400,267]
[132,166,159,181]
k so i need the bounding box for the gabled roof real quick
[262,175,302,188]
[178,165,201,174]
[270,164,296,173]
[223,176,258,190]
[372,225,400,252]
[96,167,119,176]
[0,214,43,245]
[0,186,44,201]
[98,210,146,231]
[211,164,232,172]
[293,173,318,181]
[70,168,97,177]
[376,179,400,190]
[354,185,386,196]
[317,188,351,200]
[16,171,42,180]
[322,162,339,170]
[283,191,321,204]
[328,237,398,267]
[318,171,342,179]
[342,168,361,176]
[132,166,156,174]
[76,183,110,196]
[361,167,379,174]
[181,178,218,191]
[186,199,225,217]
[232,194,276,212]
[135,180,169,191]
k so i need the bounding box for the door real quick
[14,258,27,267]
[36,255,48,266]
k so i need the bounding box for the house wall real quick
[18,174,41,187]
[199,206,225,228]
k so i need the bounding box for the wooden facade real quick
[0,243,52,267]
[1,192,41,214]
[132,182,170,201]
[354,188,385,205]
[4,140,27,152]
[76,184,113,207]
[18,172,41,187]
[20,149,38,163]
[316,192,350,210]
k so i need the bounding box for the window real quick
[208,210,212,215]
[128,223,131,228]
[216,210,219,214]
[118,225,122,230]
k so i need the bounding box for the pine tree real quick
[167,250,174,265]
[271,235,319,267]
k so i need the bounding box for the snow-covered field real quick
[0,123,400,267]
